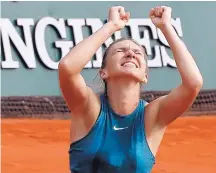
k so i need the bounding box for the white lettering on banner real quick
[54,41,74,58]
[157,18,183,67]
[85,18,122,68]
[35,17,67,69]
[126,19,163,67]
[1,18,35,68]
[86,18,103,68]
[149,45,163,67]
[127,19,153,55]
[0,17,184,69]
[67,19,92,68]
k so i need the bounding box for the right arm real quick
[59,22,116,75]
[58,6,130,115]
[58,22,116,113]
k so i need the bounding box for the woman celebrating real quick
[58,6,203,173]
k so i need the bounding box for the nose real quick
[125,49,136,59]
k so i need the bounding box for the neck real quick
[106,78,140,116]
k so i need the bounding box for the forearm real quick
[59,22,116,74]
[161,24,203,89]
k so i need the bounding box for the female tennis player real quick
[58,6,203,173]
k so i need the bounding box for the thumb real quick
[123,12,130,22]
[119,7,126,19]
[149,8,156,18]
[162,6,172,18]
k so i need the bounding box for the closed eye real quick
[135,52,142,55]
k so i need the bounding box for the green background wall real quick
[1,1,216,96]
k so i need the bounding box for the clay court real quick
[2,116,216,173]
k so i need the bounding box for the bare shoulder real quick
[70,89,101,143]
[144,98,161,135]
[85,88,101,115]
[73,87,101,120]
[144,96,167,134]
[143,97,167,156]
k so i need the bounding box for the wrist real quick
[103,21,118,35]
[159,23,173,33]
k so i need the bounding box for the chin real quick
[121,67,139,75]
[115,70,141,82]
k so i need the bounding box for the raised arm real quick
[58,6,130,114]
[147,6,203,128]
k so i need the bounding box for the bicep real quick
[156,84,199,126]
[58,65,92,113]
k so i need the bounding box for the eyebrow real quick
[115,47,144,53]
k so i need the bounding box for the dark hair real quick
[101,37,148,96]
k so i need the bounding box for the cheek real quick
[139,63,147,73]
[142,62,147,68]
[107,57,120,69]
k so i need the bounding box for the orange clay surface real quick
[2,116,216,173]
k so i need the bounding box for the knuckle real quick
[110,6,117,10]
[167,6,172,11]
[119,6,125,12]
[115,6,122,9]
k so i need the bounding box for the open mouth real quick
[121,62,138,68]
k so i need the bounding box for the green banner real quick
[1,1,216,96]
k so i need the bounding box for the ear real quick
[99,69,108,80]
[142,73,148,84]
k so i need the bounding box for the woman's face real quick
[100,40,148,83]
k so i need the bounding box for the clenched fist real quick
[149,6,172,29]
[108,6,130,31]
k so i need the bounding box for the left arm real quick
[148,6,203,127]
